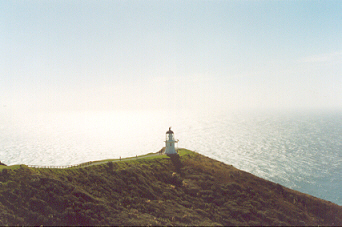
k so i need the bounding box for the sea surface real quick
[0,109,341,205]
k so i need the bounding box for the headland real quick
[0,149,341,226]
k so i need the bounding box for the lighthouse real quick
[165,127,179,155]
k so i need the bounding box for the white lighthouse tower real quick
[165,127,179,155]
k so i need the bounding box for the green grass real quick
[0,164,22,172]
[0,148,341,226]
[1,148,195,171]
[94,148,193,162]
[178,148,195,156]
[67,148,196,168]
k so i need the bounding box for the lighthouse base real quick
[165,148,178,155]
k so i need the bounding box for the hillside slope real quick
[0,149,341,226]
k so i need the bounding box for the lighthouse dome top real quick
[166,127,174,134]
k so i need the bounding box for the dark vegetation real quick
[0,149,341,226]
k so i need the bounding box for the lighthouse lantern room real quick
[165,127,178,155]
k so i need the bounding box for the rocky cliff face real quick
[0,149,341,226]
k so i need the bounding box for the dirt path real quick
[27,153,164,169]
[87,153,163,167]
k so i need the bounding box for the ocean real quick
[0,109,341,205]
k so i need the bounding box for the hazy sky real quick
[1,0,341,113]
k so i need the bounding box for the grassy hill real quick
[0,149,341,226]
